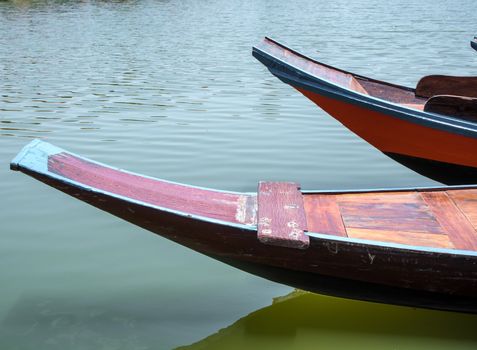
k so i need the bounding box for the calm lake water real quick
[1,0,477,349]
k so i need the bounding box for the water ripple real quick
[1,0,476,348]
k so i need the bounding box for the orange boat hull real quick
[253,37,477,184]
[298,87,477,169]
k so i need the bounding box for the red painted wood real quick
[257,182,309,249]
[47,152,254,224]
[296,87,477,168]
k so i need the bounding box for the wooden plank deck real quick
[421,191,477,251]
[303,195,347,237]
[303,189,477,251]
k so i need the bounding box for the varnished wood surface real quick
[424,94,477,121]
[257,182,309,249]
[303,195,347,237]
[448,189,477,230]
[421,191,477,250]
[416,75,477,98]
[304,189,477,252]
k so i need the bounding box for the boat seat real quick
[416,75,477,98]
[257,181,309,249]
[424,94,477,122]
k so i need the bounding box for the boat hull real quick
[297,86,477,185]
[20,168,477,313]
[10,140,477,313]
[385,152,477,185]
[253,38,477,184]
[221,258,477,314]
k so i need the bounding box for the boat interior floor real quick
[303,190,477,252]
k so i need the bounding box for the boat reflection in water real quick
[178,290,477,350]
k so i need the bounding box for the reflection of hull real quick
[11,140,477,313]
[472,37,477,52]
[179,290,477,350]
[385,152,477,185]
[219,258,477,314]
[253,37,477,184]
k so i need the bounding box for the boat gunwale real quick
[302,183,477,194]
[10,140,257,230]
[11,140,477,258]
[27,165,477,258]
[253,39,477,137]
[17,161,258,231]
[261,37,416,93]
[19,162,477,259]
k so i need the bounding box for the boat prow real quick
[11,140,477,313]
[253,37,477,184]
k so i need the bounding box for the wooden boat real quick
[10,140,477,313]
[472,37,477,51]
[253,37,477,185]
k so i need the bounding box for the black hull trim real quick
[385,152,477,185]
[218,257,477,314]
[471,39,477,52]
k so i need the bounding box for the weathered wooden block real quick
[257,181,309,249]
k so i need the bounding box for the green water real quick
[179,291,477,350]
[1,0,476,348]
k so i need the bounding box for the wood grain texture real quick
[420,191,477,250]
[416,75,477,98]
[303,195,347,236]
[48,153,250,224]
[347,228,454,249]
[424,94,477,121]
[257,182,309,249]
[447,189,477,231]
[336,192,444,234]
[357,78,425,104]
